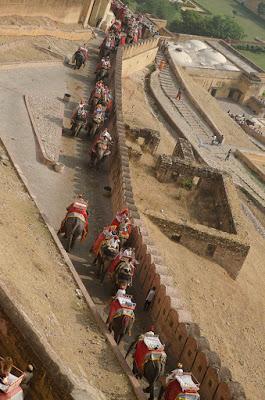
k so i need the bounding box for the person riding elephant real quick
[73,47,85,69]
[113,257,135,289]
[79,45,89,63]
[91,225,118,258]
[108,247,134,275]
[118,217,132,245]
[111,208,130,230]
[158,363,200,400]
[126,328,167,400]
[90,129,112,166]
[58,194,88,241]
[71,100,88,136]
[107,294,136,344]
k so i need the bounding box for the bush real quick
[180,177,193,190]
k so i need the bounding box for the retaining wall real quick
[110,43,247,399]
[235,149,265,184]
[241,123,265,145]
[122,37,159,77]
[0,0,86,24]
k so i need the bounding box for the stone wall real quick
[241,123,265,143]
[122,38,159,77]
[0,0,88,24]
[235,149,265,184]
[110,43,247,400]
[0,0,111,27]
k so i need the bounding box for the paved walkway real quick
[153,52,265,208]
[0,33,154,386]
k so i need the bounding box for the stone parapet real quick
[111,39,247,399]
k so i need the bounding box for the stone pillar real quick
[89,0,111,27]
[80,0,95,27]
[155,154,172,182]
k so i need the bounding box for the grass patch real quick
[238,49,265,70]
[194,0,265,40]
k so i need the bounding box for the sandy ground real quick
[0,144,136,400]
[0,35,83,63]
[123,71,265,399]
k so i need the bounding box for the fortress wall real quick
[0,0,86,24]
[122,37,159,77]
[110,41,247,399]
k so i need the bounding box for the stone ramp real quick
[25,94,63,164]
[152,52,265,210]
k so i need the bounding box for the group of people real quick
[60,4,200,399]
[98,0,158,57]
[227,110,255,126]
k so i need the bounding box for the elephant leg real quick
[116,333,123,344]
[149,384,155,400]
[132,362,141,379]
[66,234,73,253]
[158,385,165,400]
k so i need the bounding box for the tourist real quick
[225,149,232,161]
[144,287,156,311]
[176,88,182,101]
[158,59,166,72]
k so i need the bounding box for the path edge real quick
[0,136,146,400]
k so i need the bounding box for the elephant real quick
[126,338,166,400]
[64,216,85,252]
[97,244,118,283]
[73,51,85,70]
[113,261,133,291]
[135,359,165,400]
[90,140,110,168]
[89,116,104,138]
[109,313,134,344]
[96,68,109,83]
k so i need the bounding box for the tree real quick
[207,15,244,40]
[257,2,265,15]
[137,0,181,24]
[170,11,245,40]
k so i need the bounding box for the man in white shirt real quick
[144,287,156,311]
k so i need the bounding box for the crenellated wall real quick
[110,43,247,399]
[122,38,159,77]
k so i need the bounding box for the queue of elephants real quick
[57,2,201,399]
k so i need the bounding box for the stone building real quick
[0,0,112,27]
[168,38,265,104]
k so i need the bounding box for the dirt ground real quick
[123,70,265,399]
[0,35,82,63]
[0,144,136,400]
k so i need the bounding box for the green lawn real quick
[239,49,265,70]
[194,0,265,40]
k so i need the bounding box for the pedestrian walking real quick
[158,59,166,72]
[176,88,182,101]
[144,287,156,311]
[225,149,232,161]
